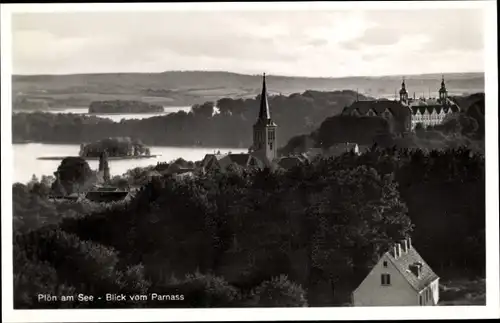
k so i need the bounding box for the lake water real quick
[12,143,247,184]
[15,106,192,122]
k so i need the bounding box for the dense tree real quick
[12,91,367,148]
[13,145,485,308]
[51,157,94,194]
[79,137,150,157]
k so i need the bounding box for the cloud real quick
[10,9,485,77]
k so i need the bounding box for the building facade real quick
[352,238,440,306]
[342,76,460,132]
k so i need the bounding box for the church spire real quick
[258,73,271,121]
[251,73,277,165]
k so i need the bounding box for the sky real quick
[11,8,485,77]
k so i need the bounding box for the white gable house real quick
[352,238,439,306]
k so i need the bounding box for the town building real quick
[341,76,460,131]
[201,152,264,173]
[352,238,439,306]
[201,73,278,172]
[324,142,360,158]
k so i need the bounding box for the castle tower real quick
[399,77,409,103]
[438,75,448,103]
[251,73,278,165]
[99,150,110,183]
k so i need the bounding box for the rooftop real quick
[386,243,439,292]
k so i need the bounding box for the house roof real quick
[201,154,227,168]
[277,156,306,169]
[326,143,359,158]
[386,246,439,292]
[202,153,264,170]
[226,154,265,168]
[85,191,129,203]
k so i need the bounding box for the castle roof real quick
[343,100,412,120]
[411,103,460,115]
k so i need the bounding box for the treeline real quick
[79,137,151,157]
[13,146,484,308]
[12,90,368,148]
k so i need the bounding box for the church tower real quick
[438,75,448,104]
[251,73,278,165]
[399,77,409,103]
[98,150,110,183]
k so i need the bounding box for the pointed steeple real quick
[438,74,448,103]
[399,76,408,103]
[258,73,271,121]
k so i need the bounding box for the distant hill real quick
[12,71,484,109]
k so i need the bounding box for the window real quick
[383,261,388,268]
[269,143,273,150]
[381,274,391,286]
[419,295,423,305]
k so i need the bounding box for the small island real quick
[88,100,164,114]
[37,137,159,161]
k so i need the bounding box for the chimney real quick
[396,243,402,258]
[393,245,398,259]
[401,239,408,253]
[407,237,412,250]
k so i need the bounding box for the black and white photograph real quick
[1,1,498,322]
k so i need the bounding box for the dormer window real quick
[409,262,423,277]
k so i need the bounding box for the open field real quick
[12,71,484,110]
[439,278,486,305]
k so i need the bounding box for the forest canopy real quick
[13,146,485,308]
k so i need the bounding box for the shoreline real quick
[88,111,166,115]
[13,141,246,150]
[37,155,161,161]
